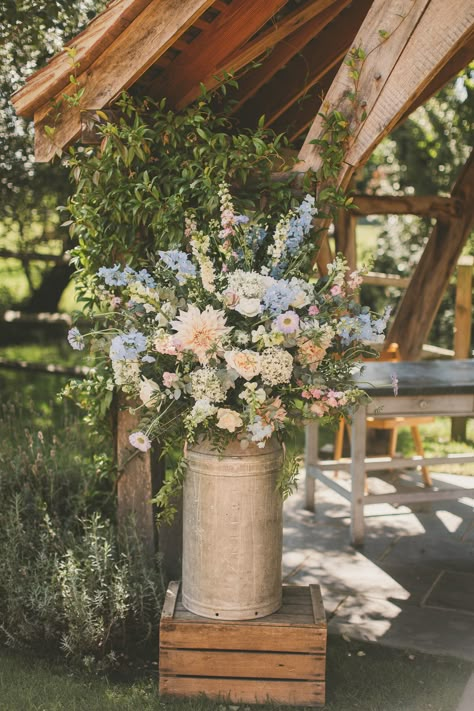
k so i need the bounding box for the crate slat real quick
[160,676,326,706]
[160,649,325,679]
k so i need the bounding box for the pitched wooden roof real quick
[11,0,474,165]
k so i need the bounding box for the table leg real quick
[350,406,367,546]
[305,422,319,511]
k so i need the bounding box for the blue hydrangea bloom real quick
[109,330,147,361]
[158,250,196,283]
[262,280,298,315]
[234,214,250,224]
[97,264,128,286]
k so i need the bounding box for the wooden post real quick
[304,422,319,511]
[451,255,474,441]
[116,402,182,578]
[335,208,357,272]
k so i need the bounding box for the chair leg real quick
[334,418,345,478]
[411,426,432,486]
[388,427,398,458]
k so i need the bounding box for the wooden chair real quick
[334,343,434,487]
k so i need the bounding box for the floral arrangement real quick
[68,183,389,507]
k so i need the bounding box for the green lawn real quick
[0,636,471,711]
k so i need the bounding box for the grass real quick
[0,636,471,711]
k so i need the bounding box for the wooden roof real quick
[11,0,474,168]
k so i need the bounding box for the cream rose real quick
[216,408,243,433]
[225,350,261,380]
[139,377,160,407]
[234,297,261,318]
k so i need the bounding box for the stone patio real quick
[283,468,474,661]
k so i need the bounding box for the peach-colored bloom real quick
[170,305,230,364]
[216,408,243,433]
[225,350,261,380]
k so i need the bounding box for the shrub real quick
[0,399,164,670]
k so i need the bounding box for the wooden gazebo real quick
[12,0,474,559]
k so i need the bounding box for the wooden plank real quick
[161,581,180,619]
[160,622,327,652]
[151,0,287,109]
[313,451,474,472]
[452,257,474,440]
[353,194,461,219]
[310,585,327,626]
[12,0,154,118]
[159,676,325,706]
[33,0,215,161]
[160,649,325,680]
[387,152,474,360]
[363,272,410,288]
[296,0,433,177]
[364,488,474,506]
[343,0,474,175]
[231,0,351,113]
[242,0,371,129]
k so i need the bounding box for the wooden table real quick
[305,359,474,545]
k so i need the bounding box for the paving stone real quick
[329,595,474,661]
[424,570,474,614]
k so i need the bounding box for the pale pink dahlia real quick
[170,305,231,364]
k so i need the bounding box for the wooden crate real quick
[159,581,327,707]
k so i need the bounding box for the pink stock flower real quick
[330,285,343,296]
[308,305,319,316]
[163,372,178,388]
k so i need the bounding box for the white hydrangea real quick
[190,367,227,402]
[227,270,272,299]
[111,359,141,388]
[188,398,218,424]
[260,348,293,386]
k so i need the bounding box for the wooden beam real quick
[352,194,461,219]
[228,0,351,112]
[151,0,287,109]
[33,0,216,161]
[240,0,372,129]
[343,0,474,177]
[386,151,474,361]
[12,0,154,119]
[395,32,474,128]
[296,0,434,178]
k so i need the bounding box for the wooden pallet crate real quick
[159,581,327,707]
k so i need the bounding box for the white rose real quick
[234,297,261,318]
[216,408,243,433]
[139,377,160,407]
[224,350,261,380]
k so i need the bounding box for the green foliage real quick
[67,91,306,295]
[0,399,164,669]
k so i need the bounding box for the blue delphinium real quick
[110,329,147,361]
[286,195,317,256]
[158,250,196,283]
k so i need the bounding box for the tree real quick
[0,1,105,311]
[357,65,474,349]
